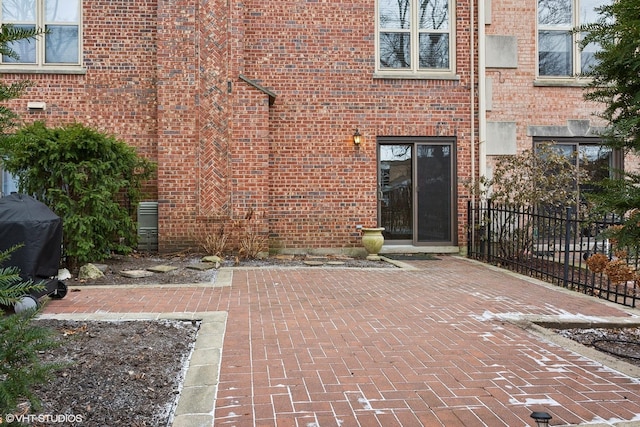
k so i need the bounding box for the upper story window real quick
[1,0,81,70]
[376,0,455,78]
[537,0,606,78]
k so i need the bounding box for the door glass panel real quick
[379,145,412,240]
[416,144,452,242]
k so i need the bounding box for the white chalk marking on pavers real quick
[357,396,372,410]
[509,397,561,406]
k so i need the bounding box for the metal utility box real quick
[137,201,158,252]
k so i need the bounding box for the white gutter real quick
[478,0,487,187]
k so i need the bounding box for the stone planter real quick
[361,227,385,261]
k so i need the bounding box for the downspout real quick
[478,0,487,187]
[470,0,476,200]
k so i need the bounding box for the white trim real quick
[375,0,456,76]
[536,0,606,79]
[0,0,82,69]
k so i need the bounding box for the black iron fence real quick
[467,200,639,308]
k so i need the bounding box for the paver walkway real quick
[43,256,640,427]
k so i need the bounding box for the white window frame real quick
[375,0,457,80]
[0,0,83,73]
[536,0,605,82]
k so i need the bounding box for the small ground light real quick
[530,411,552,427]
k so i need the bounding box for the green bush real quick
[0,310,60,423]
[0,122,156,270]
[0,248,59,423]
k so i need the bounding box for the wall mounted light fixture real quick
[530,412,552,427]
[353,128,362,146]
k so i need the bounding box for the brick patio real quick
[43,256,640,427]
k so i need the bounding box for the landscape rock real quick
[57,268,71,281]
[77,263,105,280]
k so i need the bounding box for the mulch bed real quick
[30,319,199,427]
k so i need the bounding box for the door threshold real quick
[380,245,459,254]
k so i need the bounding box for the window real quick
[1,168,18,196]
[537,0,606,77]
[377,0,454,77]
[1,0,81,69]
[534,137,622,194]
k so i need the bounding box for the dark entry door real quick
[378,140,456,245]
[415,143,454,243]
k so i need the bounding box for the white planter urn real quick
[361,227,385,261]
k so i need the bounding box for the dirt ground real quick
[69,252,395,287]
[14,254,640,426]
[31,319,198,427]
[555,326,640,368]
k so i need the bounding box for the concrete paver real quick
[42,256,640,426]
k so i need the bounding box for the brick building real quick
[0,0,626,255]
[481,0,630,188]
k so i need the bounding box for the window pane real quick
[45,25,78,63]
[379,32,411,68]
[45,0,79,23]
[379,144,413,241]
[2,0,36,22]
[580,34,600,73]
[550,143,577,160]
[2,24,36,62]
[580,145,612,192]
[379,0,410,30]
[538,30,572,76]
[538,0,572,26]
[417,144,452,242]
[419,33,448,68]
[1,169,19,196]
[419,0,449,30]
[579,0,605,25]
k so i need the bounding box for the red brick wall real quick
[3,0,159,189]
[239,0,475,251]
[4,0,476,253]
[486,1,607,149]
[155,0,200,251]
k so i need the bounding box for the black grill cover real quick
[0,193,62,279]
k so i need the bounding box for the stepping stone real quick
[303,260,324,266]
[327,261,346,266]
[187,263,216,271]
[146,265,178,273]
[93,264,109,273]
[120,269,155,278]
[202,256,222,263]
[274,254,295,261]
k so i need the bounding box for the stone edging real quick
[37,311,227,427]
